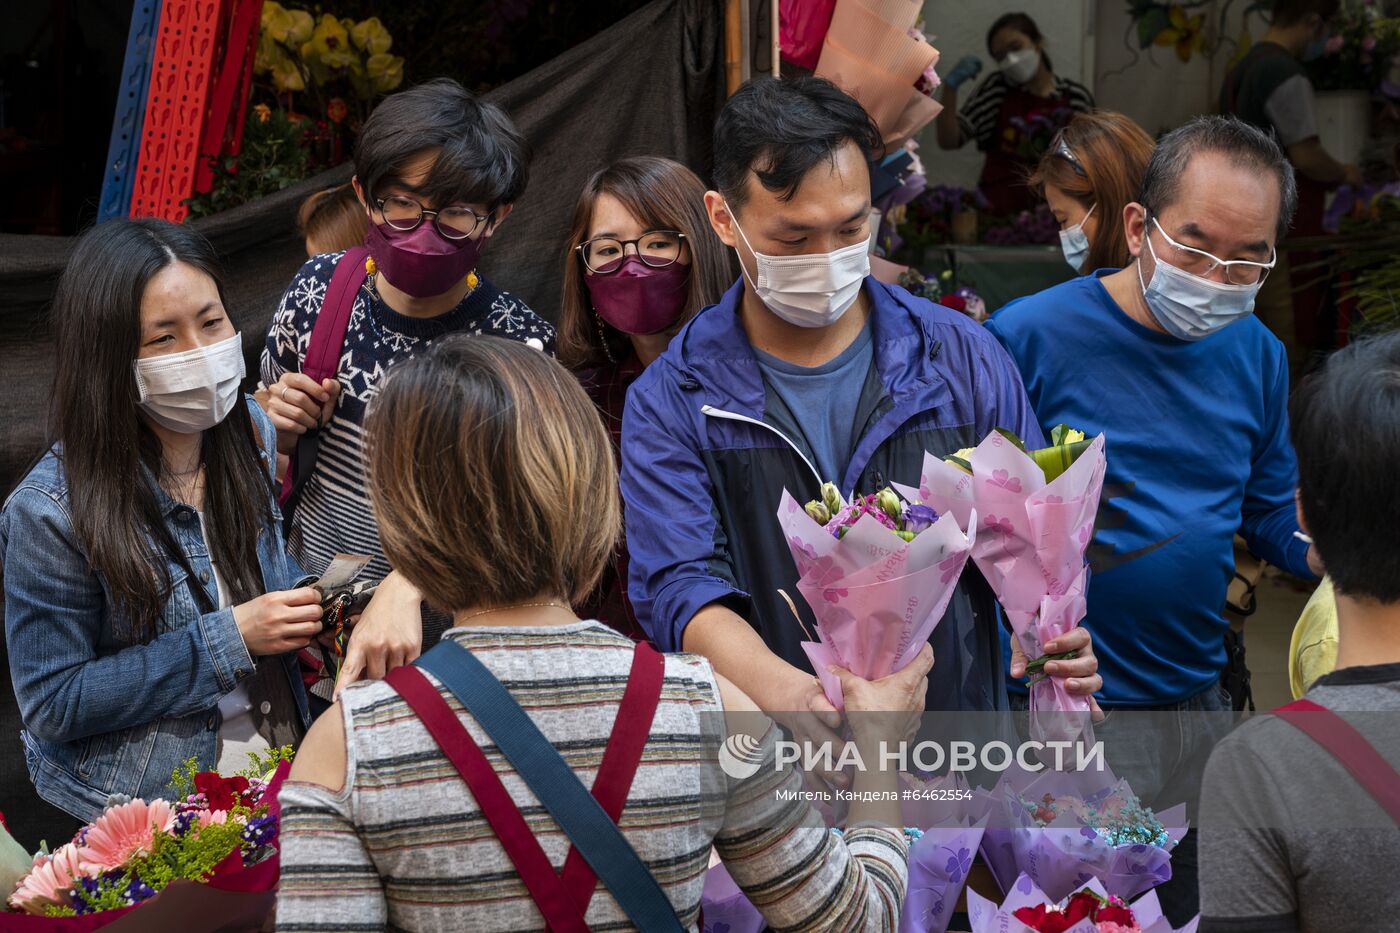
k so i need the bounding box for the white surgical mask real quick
[728,205,870,328]
[1059,202,1095,273]
[133,332,246,433]
[1137,234,1263,341]
[1000,48,1041,85]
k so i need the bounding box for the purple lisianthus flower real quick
[903,503,937,534]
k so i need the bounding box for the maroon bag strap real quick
[384,641,666,929]
[385,663,590,932]
[560,642,665,911]
[278,246,370,510]
[1275,697,1400,823]
[305,246,369,383]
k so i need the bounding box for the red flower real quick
[0,809,8,830]
[1096,903,1137,926]
[326,97,349,124]
[939,294,967,312]
[1063,891,1100,924]
[194,772,251,812]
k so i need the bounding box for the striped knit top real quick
[275,621,908,932]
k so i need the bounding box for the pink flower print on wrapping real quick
[789,536,818,564]
[786,496,800,514]
[823,587,850,604]
[919,483,932,501]
[984,514,1015,538]
[986,469,1022,493]
[1045,494,1063,504]
[809,555,845,587]
[1077,521,1094,547]
[939,554,963,584]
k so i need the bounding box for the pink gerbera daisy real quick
[76,799,176,874]
[9,843,85,915]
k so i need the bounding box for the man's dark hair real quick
[712,75,882,211]
[1139,114,1298,238]
[355,77,530,211]
[1292,331,1400,603]
[1272,0,1341,28]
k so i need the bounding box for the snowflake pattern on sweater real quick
[261,251,554,579]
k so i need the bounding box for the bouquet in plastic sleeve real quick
[978,766,1187,903]
[2,748,293,931]
[777,483,976,710]
[699,851,763,933]
[897,773,987,933]
[967,873,1199,933]
[815,0,942,148]
[896,425,1106,742]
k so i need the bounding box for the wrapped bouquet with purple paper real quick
[979,767,1187,903]
[897,773,987,933]
[967,873,1199,933]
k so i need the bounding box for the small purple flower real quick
[172,810,197,836]
[243,814,279,850]
[903,503,937,534]
[122,876,157,906]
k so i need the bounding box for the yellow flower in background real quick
[352,17,393,55]
[285,8,314,46]
[261,1,293,42]
[303,14,354,70]
[367,53,405,92]
[253,103,271,123]
[1155,5,1205,63]
[272,58,305,91]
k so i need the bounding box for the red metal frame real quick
[129,0,263,221]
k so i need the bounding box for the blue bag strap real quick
[416,640,685,932]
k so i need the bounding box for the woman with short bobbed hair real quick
[277,335,929,932]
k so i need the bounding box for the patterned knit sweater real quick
[260,252,555,580]
[275,621,908,932]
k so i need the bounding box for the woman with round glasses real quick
[556,157,732,637]
[1029,111,1155,274]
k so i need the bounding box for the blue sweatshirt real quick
[986,272,1313,706]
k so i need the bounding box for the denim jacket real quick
[1,398,310,820]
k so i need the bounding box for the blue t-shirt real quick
[753,321,874,483]
[986,272,1312,707]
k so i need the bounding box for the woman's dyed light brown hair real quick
[365,335,620,611]
[557,156,733,369]
[1029,110,1156,273]
[298,183,369,254]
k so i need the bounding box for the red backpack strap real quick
[560,642,666,911]
[1274,698,1400,823]
[278,246,370,512]
[384,664,590,933]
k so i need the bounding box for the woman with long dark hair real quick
[1,219,318,820]
[556,157,732,637]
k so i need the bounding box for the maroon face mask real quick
[364,221,485,299]
[583,256,691,336]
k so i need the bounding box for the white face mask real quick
[1137,234,1262,341]
[728,205,870,328]
[1059,202,1095,273]
[1000,48,1041,85]
[133,332,246,433]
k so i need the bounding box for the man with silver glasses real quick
[985,115,1322,922]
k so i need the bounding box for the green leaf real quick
[993,427,1027,451]
[1135,6,1171,49]
[1029,439,1092,483]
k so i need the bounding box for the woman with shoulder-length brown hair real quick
[557,156,732,638]
[277,335,928,932]
[1029,110,1155,275]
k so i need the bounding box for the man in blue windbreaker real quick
[620,76,1102,737]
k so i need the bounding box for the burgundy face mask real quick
[364,220,486,299]
[583,255,691,335]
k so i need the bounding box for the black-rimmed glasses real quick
[1050,129,1087,179]
[375,196,491,240]
[576,230,687,274]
